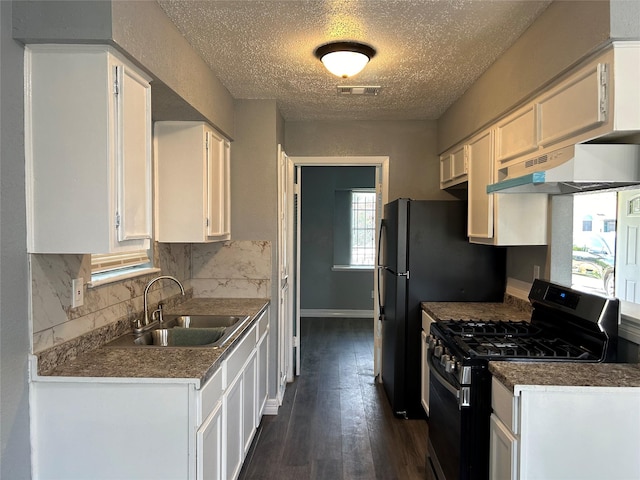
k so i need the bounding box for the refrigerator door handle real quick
[376,219,385,268]
[377,266,384,318]
[384,266,409,278]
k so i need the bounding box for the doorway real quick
[278,151,389,386]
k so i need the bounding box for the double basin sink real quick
[105,314,250,349]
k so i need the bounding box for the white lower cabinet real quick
[198,400,224,480]
[225,370,244,480]
[421,310,435,416]
[490,377,640,480]
[489,413,518,480]
[242,351,258,454]
[256,318,269,422]
[30,307,271,480]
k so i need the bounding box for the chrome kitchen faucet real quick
[136,275,185,332]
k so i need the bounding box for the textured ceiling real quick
[157,0,552,121]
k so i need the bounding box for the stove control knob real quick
[440,354,450,367]
[428,336,437,349]
[433,345,443,358]
[445,358,457,374]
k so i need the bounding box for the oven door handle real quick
[427,351,460,400]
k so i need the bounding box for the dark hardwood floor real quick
[239,317,428,480]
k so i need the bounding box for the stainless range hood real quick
[487,144,640,194]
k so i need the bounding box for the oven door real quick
[426,351,491,480]
[427,351,463,480]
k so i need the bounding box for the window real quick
[572,192,616,297]
[350,190,376,266]
[90,248,156,285]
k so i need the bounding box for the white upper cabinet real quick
[495,42,640,176]
[467,129,495,239]
[440,144,467,188]
[467,129,548,246]
[25,45,152,254]
[155,121,231,243]
[494,104,538,168]
[537,61,607,149]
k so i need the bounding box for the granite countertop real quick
[490,361,640,391]
[39,298,270,387]
[421,300,531,322]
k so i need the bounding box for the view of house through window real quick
[350,190,376,266]
[572,187,640,301]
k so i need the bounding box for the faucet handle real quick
[132,316,143,330]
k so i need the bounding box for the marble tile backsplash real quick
[31,242,192,353]
[191,241,271,298]
[31,240,272,355]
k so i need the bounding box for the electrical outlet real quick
[72,277,84,308]
[533,265,540,281]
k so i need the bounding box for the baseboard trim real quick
[300,309,374,318]
[263,398,280,416]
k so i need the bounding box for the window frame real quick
[89,248,158,287]
[349,189,377,267]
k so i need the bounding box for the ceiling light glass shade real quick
[320,50,370,78]
[314,41,376,78]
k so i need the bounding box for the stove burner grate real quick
[460,335,596,359]
[439,320,540,337]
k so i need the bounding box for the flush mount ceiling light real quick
[314,41,376,78]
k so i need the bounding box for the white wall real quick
[285,120,444,202]
[0,1,32,476]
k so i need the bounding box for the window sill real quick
[88,267,161,288]
[332,265,375,272]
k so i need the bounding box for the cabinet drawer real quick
[491,377,519,434]
[199,366,223,424]
[227,324,257,382]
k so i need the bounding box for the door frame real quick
[284,155,389,379]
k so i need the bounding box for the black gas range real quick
[425,279,619,480]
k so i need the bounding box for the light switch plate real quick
[72,277,84,308]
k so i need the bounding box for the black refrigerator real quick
[379,199,506,418]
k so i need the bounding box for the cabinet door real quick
[440,145,467,188]
[450,146,467,179]
[489,414,518,480]
[467,130,494,239]
[197,401,223,480]
[242,351,257,455]
[257,331,268,422]
[537,62,607,148]
[114,62,152,243]
[225,373,243,480]
[420,329,429,415]
[207,130,231,239]
[25,45,151,253]
[495,104,537,167]
[440,154,452,184]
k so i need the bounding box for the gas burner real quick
[438,320,541,337]
[455,334,597,360]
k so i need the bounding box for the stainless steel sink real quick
[104,314,250,349]
[162,314,248,329]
